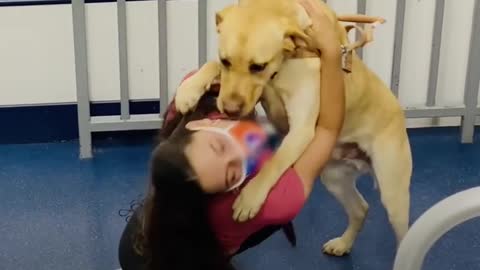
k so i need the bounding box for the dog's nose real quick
[223,101,244,116]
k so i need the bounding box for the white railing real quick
[72,0,480,158]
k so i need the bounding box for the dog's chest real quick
[269,58,321,125]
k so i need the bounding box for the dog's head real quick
[215,4,311,116]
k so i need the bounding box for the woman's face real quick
[184,119,244,193]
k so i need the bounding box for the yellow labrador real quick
[174,0,412,256]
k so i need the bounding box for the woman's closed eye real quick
[210,140,225,155]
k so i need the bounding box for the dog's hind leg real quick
[371,131,412,244]
[320,161,368,256]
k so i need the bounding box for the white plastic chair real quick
[393,186,480,270]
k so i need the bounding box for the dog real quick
[174,0,412,257]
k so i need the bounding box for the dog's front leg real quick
[175,61,221,113]
[233,58,321,222]
[232,123,315,222]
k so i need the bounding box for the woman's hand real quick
[297,0,341,57]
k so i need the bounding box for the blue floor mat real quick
[0,128,479,270]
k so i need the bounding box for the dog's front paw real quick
[322,237,352,256]
[232,179,269,222]
[174,80,208,114]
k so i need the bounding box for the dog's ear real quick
[283,25,310,52]
[282,4,312,52]
[283,38,296,52]
[215,5,235,33]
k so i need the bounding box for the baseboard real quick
[0,100,160,144]
[0,102,478,144]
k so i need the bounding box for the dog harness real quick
[339,15,385,72]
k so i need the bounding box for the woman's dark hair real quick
[140,92,235,270]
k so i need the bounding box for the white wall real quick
[0,0,478,126]
[0,5,76,105]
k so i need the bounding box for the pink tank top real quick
[169,71,306,254]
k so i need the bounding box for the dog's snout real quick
[222,100,244,115]
[221,92,246,115]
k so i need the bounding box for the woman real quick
[118,0,345,269]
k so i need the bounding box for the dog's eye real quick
[270,72,278,80]
[220,59,231,68]
[249,63,267,73]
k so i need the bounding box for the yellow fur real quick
[174,0,412,256]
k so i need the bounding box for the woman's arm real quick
[294,52,344,195]
[293,0,345,194]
